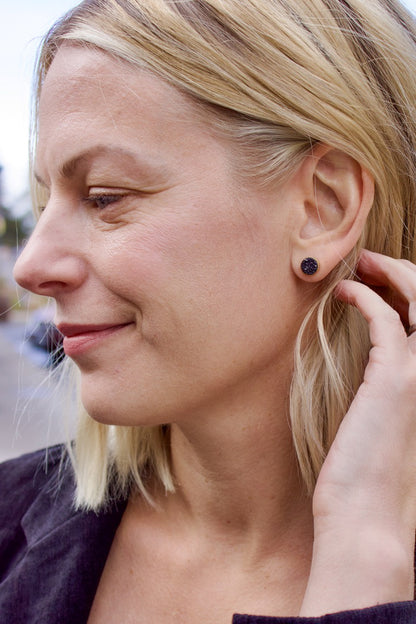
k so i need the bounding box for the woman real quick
[2,0,416,621]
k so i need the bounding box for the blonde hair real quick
[33,0,416,509]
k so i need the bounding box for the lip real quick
[57,323,133,357]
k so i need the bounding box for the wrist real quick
[299,527,414,617]
[312,506,416,556]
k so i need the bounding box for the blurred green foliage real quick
[0,206,29,247]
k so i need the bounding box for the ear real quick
[290,144,374,281]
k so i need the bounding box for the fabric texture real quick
[233,602,416,623]
[0,446,125,624]
[0,447,415,623]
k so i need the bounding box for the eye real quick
[85,193,123,210]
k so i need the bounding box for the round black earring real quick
[301,257,319,275]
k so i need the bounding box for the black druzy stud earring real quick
[301,257,319,275]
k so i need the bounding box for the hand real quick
[300,249,416,616]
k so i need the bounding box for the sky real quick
[1,0,416,210]
[0,0,80,208]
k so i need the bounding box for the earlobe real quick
[291,145,374,282]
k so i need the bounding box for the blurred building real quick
[0,166,35,318]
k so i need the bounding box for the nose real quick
[13,200,87,298]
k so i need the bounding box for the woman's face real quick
[14,46,304,425]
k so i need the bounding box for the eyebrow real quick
[34,144,164,187]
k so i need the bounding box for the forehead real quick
[36,45,219,180]
[39,44,200,126]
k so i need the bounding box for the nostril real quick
[13,254,61,295]
[14,251,87,297]
[38,280,71,293]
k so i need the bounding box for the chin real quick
[80,388,165,428]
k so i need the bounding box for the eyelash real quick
[84,193,123,210]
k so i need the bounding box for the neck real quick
[162,366,313,560]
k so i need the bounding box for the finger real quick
[366,285,409,324]
[357,251,416,286]
[357,250,416,325]
[335,279,408,352]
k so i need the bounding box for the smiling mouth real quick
[58,323,134,357]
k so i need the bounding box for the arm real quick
[300,250,416,615]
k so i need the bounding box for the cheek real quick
[103,210,267,302]
[78,210,299,423]
[97,209,292,348]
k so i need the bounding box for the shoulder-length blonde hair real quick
[33,0,416,509]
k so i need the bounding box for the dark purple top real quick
[0,446,414,623]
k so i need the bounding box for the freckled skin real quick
[14,45,305,427]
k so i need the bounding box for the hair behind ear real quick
[290,255,371,492]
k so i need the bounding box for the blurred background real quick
[0,1,80,460]
[1,0,416,461]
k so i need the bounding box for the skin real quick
[13,45,416,620]
[20,47,304,429]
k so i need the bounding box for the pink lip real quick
[58,323,133,357]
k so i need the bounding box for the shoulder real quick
[0,444,71,524]
[0,445,126,624]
